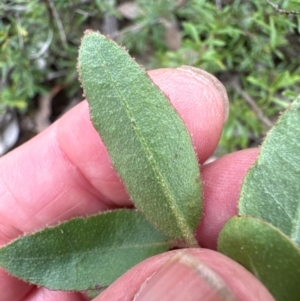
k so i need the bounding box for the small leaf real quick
[78,31,202,246]
[218,216,300,301]
[0,210,172,291]
[239,95,300,246]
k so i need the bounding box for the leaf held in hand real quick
[78,31,202,245]
[0,210,172,290]
[239,95,300,246]
[218,216,300,301]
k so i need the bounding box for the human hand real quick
[0,67,274,301]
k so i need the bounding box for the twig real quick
[230,80,273,128]
[35,85,62,132]
[265,0,300,15]
[46,0,67,48]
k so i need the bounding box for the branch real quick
[265,0,300,15]
[230,80,273,129]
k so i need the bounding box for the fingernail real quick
[177,66,229,123]
[133,252,239,301]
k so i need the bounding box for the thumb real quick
[95,249,274,301]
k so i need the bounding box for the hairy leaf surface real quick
[218,216,300,301]
[0,210,172,290]
[78,31,202,245]
[239,95,300,245]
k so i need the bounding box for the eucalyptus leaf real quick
[78,31,202,246]
[239,95,300,246]
[0,210,172,291]
[218,216,300,301]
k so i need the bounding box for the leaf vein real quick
[95,46,192,238]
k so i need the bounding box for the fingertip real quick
[148,67,228,163]
[177,66,229,123]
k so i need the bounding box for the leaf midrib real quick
[92,40,193,240]
[1,240,172,263]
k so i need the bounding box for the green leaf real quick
[182,22,200,44]
[239,95,300,246]
[218,216,300,301]
[78,31,202,246]
[0,210,172,291]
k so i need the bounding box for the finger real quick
[196,148,259,249]
[97,248,274,301]
[0,67,228,245]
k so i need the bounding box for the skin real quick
[0,68,274,301]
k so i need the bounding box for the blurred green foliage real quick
[0,0,114,113]
[0,0,300,153]
[1,1,48,111]
[156,0,300,152]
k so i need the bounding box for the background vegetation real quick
[1,0,300,154]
